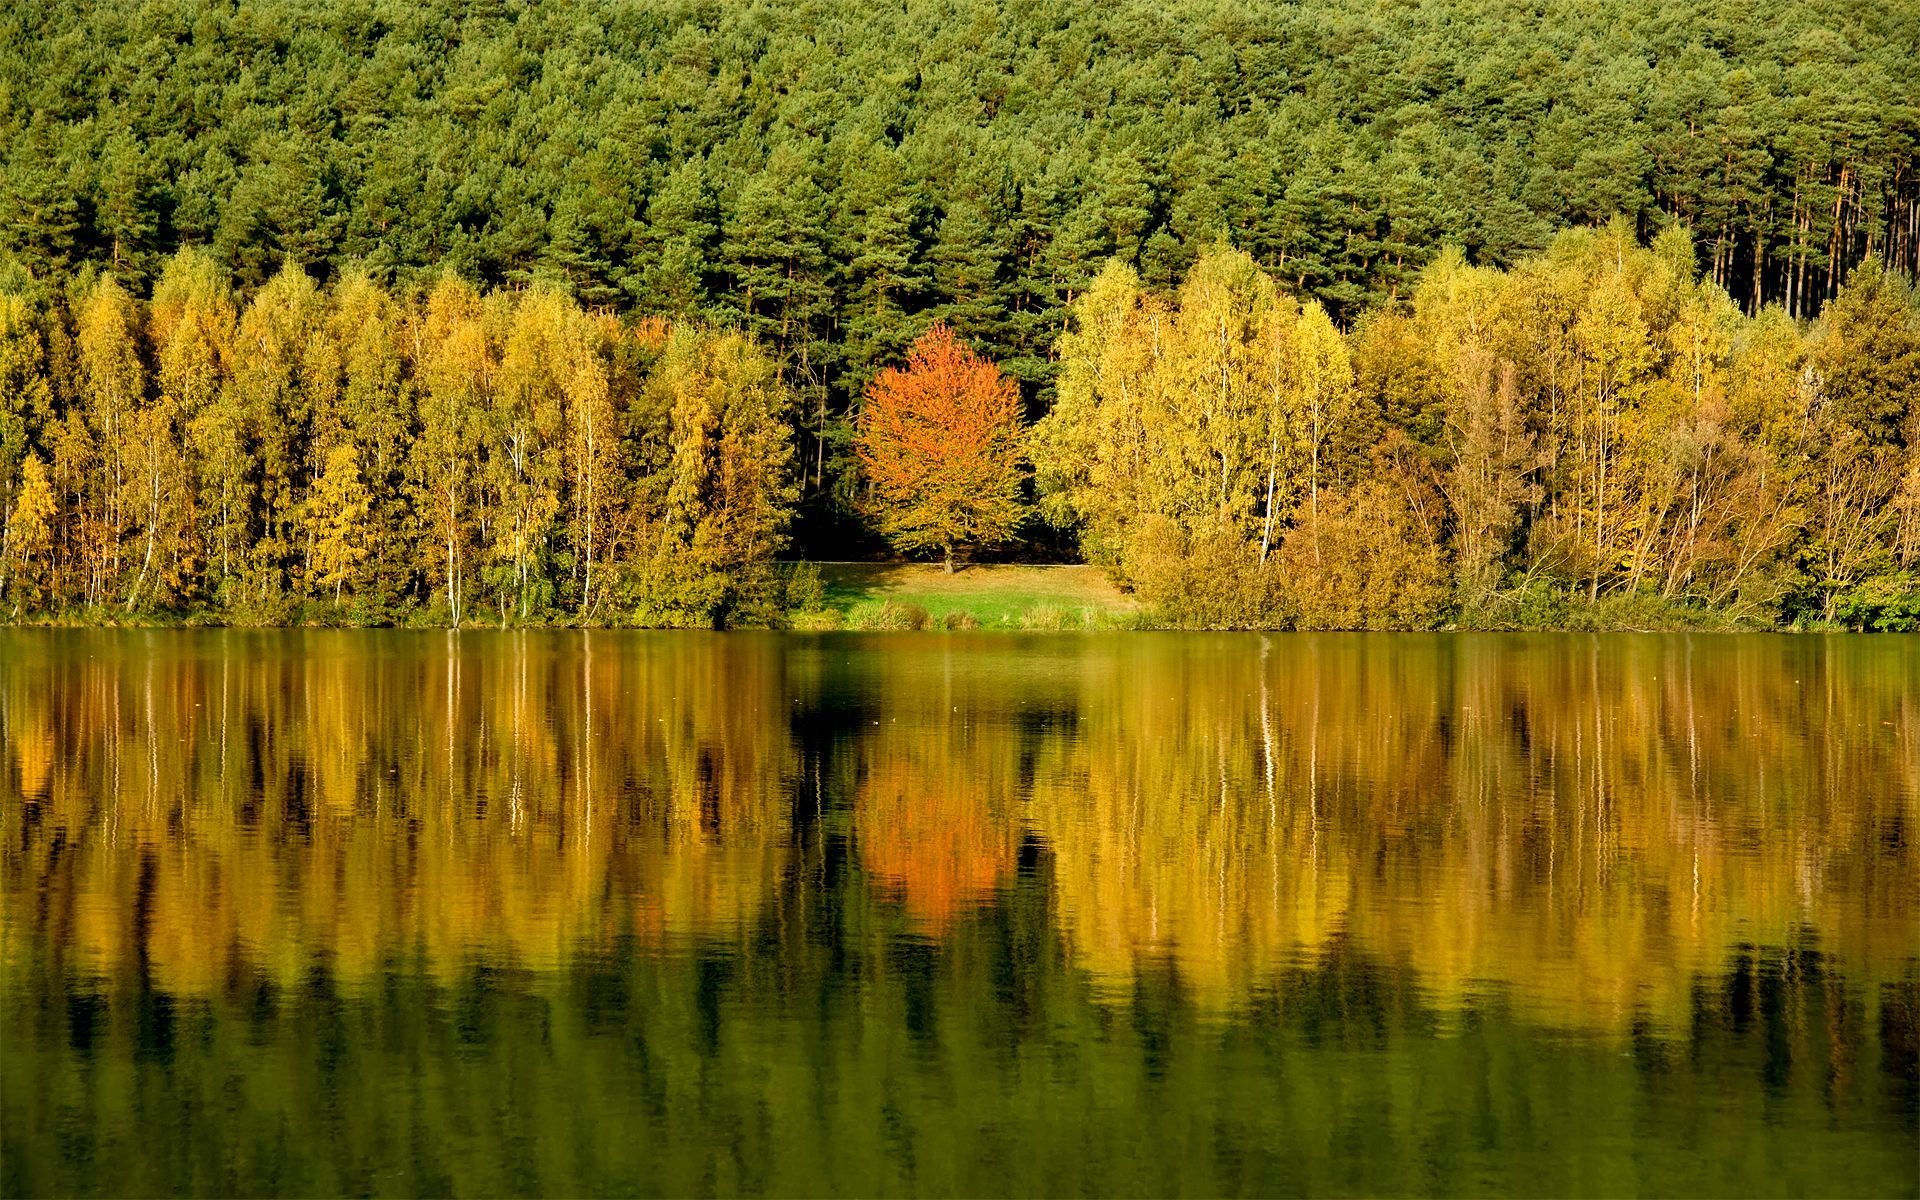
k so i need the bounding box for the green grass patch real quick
[803,563,1144,630]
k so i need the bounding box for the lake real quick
[2,630,1915,1197]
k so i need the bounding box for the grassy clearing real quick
[796,563,1146,630]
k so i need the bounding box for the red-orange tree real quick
[856,324,1025,570]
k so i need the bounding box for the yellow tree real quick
[1684,307,1815,617]
[326,269,409,604]
[856,323,1025,571]
[485,288,568,621]
[1567,255,1654,600]
[1897,451,1920,571]
[1035,249,1357,623]
[75,272,196,610]
[1030,259,1153,565]
[410,275,491,626]
[304,444,371,603]
[1289,299,1356,553]
[229,262,324,601]
[149,247,234,602]
[565,310,622,619]
[1411,251,1539,610]
[3,453,56,613]
[1618,274,1741,598]
[1277,472,1448,629]
[639,329,797,625]
[120,394,194,611]
[150,248,233,419]
[0,294,52,554]
[1034,252,1281,566]
[75,275,146,597]
[1157,250,1281,529]
[1805,429,1902,621]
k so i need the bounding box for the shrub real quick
[1019,603,1078,630]
[845,599,930,630]
[1276,481,1448,630]
[1122,515,1287,629]
[1833,574,1920,632]
[780,560,827,612]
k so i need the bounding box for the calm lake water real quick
[2,631,1915,1197]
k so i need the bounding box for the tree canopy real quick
[2,0,1915,538]
[857,324,1026,570]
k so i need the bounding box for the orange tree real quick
[855,323,1025,570]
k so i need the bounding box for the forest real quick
[1,0,1917,627]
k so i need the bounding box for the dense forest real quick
[1,0,1917,627]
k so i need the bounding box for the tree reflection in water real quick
[2,631,1915,1195]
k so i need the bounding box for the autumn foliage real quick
[856,324,1025,570]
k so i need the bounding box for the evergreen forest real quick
[1,0,1916,628]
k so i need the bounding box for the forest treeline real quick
[0,254,798,626]
[1034,227,1919,630]
[0,223,1916,628]
[3,0,1917,541]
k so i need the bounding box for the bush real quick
[1563,591,1737,632]
[845,599,930,630]
[1473,581,1750,632]
[786,608,844,631]
[780,560,827,613]
[1122,516,1287,629]
[1088,607,1159,631]
[1834,574,1920,632]
[1468,577,1567,630]
[1019,603,1078,630]
[1276,481,1448,630]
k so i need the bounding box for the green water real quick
[2,631,1916,1196]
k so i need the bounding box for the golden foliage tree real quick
[305,443,371,602]
[636,329,798,625]
[3,453,55,612]
[485,288,568,621]
[1277,473,1449,629]
[1032,248,1361,624]
[410,275,491,625]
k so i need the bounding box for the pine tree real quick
[633,159,717,317]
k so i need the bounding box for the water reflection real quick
[2,631,1915,1196]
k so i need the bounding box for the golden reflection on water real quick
[3,631,1915,1033]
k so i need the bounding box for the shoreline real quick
[3,561,1879,633]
